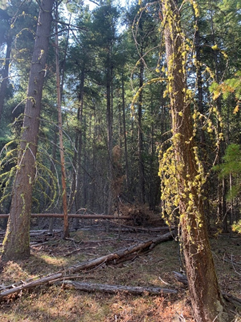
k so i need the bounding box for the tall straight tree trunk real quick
[48,128,58,233]
[194,12,205,144]
[0,39,12,124]
[149,93,158,210]
[121,73,130,192]
[75,69,85,212]
[55,4,69,238]
[194,9,211,228]
[209,0,227,231]
[2,0,54,261]
[106,59,113,215]
[82,115,88,207]
[138,53,145,204]
[161,1,227,321]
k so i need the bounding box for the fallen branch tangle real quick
[0,231,175,300]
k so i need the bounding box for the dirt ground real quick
[0,219,240,321]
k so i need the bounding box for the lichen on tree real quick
[159,0,228,321]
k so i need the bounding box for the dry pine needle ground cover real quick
[0,223,240,322]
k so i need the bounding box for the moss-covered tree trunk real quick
[2,0,54,261]
[161,1,227,321]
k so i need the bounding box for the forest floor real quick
[0,218,240,322]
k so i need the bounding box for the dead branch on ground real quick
[60,280,178,295]
[0,231,175,300]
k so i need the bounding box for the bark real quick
[173,272,241,308]
[0,231,175,300]
[48,129,58,233]
[2,0,54,261]
[0,38,12,124]
[162,1,227,321]
[106,60,114,215]
[193,6,211,231]
[209,2,227,231]
[61,281,177,295]
[138,50,145,204]
[55,4,69,238]
[75,68,85,212]
[121,73,130,192]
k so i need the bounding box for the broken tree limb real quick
[173,271,188,286]
[0,231,175,300]
[0,273,63,298]
[61,280,178,295]
[67,231,176,274]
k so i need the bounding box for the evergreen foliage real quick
[0,0,240,232]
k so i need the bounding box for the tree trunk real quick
[194,9,211,229]
[2,0,54,261]
[106,59,113,215]
[73,68,85,230]
[161,1,227,321]
[55,4,69,238]
[0,38,11,124]
[121,73,130,192]
[138,51,145,204]
[209,1,228,232]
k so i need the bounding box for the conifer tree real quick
[2,0,54,261]
[160,0,227,320]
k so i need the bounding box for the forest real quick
[0,0,240,321]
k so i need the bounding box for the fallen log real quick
[105,221,172,232]
[0,231,175,300]
[61,280,177,295]
[67,231,175,274]
[0,213,130,219]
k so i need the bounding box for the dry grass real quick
[0,226,240,321]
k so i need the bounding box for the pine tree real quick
[2,0,54,261]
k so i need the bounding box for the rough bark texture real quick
[121,73,130,192]
[106,59,114,215]
[62,281,177,295]
[0,38,11,124]
[2,0,54,261]
[138,55,145,204]
[55,5,69,238]
[162,1,227,321]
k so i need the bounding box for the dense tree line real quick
[0,0,240,240]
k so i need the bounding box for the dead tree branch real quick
[61,280,177,295]
[0,231,175,300]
